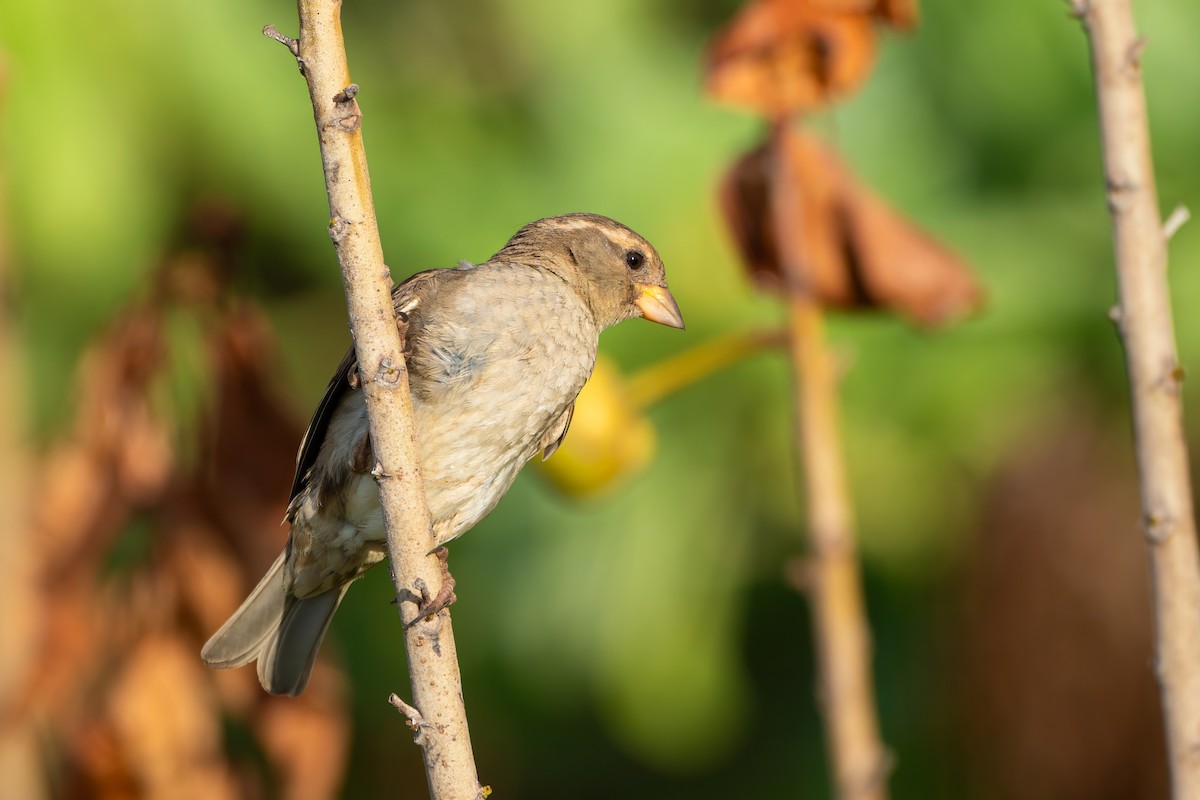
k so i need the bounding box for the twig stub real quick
[262,24,300,58]
[1163,205,1190,241]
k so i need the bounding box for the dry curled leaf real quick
[705,0,878,118]
[4,209,350,799]
[811,0,916,23]
[720,126,982,327]
[875,0,919,29]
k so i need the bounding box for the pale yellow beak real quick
[635,284,685,330]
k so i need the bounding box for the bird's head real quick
[497,213,685,332]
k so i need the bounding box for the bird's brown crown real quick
[492,213,683,331]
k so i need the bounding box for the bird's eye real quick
[625,250,645,270]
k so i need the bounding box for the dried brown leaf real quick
[719,127,983,326]
[718,141,780,290]
[875,0,919,29]
[839,165,983,326]
[8,225,349,799]
[705,0,877,118]
[106,635,238,800]
[258,666,350,800]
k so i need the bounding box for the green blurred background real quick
[3,0,1199,797]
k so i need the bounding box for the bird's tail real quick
[201,553,347,697]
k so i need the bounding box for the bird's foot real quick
[403,546,457,629]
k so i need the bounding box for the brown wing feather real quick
[287,346,357,505]
[286,268,446,506]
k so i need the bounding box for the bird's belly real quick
[337,381,573,547]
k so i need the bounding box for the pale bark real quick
[270,4,482,797]
[1072,1,1200,796]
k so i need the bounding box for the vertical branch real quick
[787,294,890,800]
[769,120,889,799]
[1073,1,1200,796]
[272,3,482,798]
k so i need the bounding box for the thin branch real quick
[624,327,785,408]
[786,294,892,800]
[1073,1,1200,797]
[768,119,890,800]
[279,3,482,798]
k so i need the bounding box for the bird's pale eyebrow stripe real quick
[552,218,600,232]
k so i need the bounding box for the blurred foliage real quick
[2,0,1199,797]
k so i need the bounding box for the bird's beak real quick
[635,284,685,330]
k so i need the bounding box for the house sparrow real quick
[201,213,684,695]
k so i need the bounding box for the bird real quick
[201,213,684,696]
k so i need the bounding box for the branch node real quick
[1106,177,1138,214]
[1065,0,1090,20]
[376,357,402,388]
[329,86,363,132]
[1125,36,1148,74]
[1157,360,1186,395]
[1164,205,1191,242]
[329,215,350,243]
[1108,304,1123,327]
[262,24,300,57]
[1145,510,1178,544]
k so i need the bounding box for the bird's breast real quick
[409,268,599,540]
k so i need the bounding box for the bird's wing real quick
[287,268,445,506]
[539,403,575,461]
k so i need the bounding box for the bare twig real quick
[625,327,785,408]
[1163,205,1190,242]
[262,24,299,57]
[280,3,481,798]
[1073,1,1200,797]
[768,118,890,800]
[786,294,891,800]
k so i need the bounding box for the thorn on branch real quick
[262,25,300,57]
[334,84,360,103]
[1164,205,1191,241]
